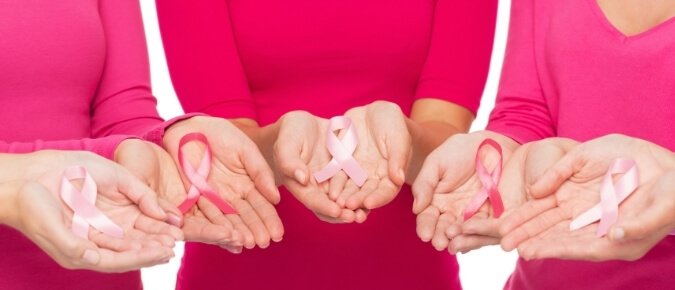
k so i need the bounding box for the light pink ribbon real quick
[177,133,238,215]
[463,139,505,221]
[313,116,368,187]
[569,158,638,237]
[60,166,123,240]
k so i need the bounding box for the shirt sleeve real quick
[485,0,555,144]
[0,135,135,160]
[90,0,201,150]
[414,0,498,115]
[156,0,257,121]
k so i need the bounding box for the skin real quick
[597,0,675,36]
[231,99,474,224]
[0,150,182,272]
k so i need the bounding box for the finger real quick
[158,198,184,228]
[241,141,281,204]
[284,178,342,218]
[89,231,143,252]
[501,205,567,252]
[198,197,255,248]
[431,213,455,251]
[134,214,184,241]
[462,217,502,238]
[416,207,440,242]
[274,140,312,187]
[182,217,240,245]
[610,171,675,241]
[232,192,272,248]
[448,234,501,254]
[499,196,556,246]
[220,244,244,254]
[354,208,370,223]
[335,177,360,207]
[523,140,569,188]
[362,179,399,209]
[246,191,285,242]
[93,246,175,272]
[344,178,377,209]
[411,158,441,214]
[328,171,358,202]
[528,151,584,199]
[112,167,168,221]
[383,126,411,186]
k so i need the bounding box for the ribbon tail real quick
[463,189,489,221]
[313,159,341,183]
[340,158,368,187]
[203,190,238,215]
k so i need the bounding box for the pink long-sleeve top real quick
[487,0,675,289]
[157,0,497,289]
[0,1,179,289]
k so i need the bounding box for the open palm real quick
[501,134,675,261]
[412,131,518,251]
[163,116,283,249]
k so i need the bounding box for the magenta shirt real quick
[0,0,182,289]
[157,0,497,288]
[487,0,675,289]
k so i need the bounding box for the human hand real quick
[412,131,519,252]
[163,116,283,249]
[324,101,411,216]
[273,111,368,223]
[500,134,675,261]
[115,139,245,253]
[2,150,182,272]
[452,137,577,253]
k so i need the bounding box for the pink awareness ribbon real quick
[60,166,124,240]
[569,158,639,237]
[177,133,238,215]
[463,139,505,221]
[313,116,368,187]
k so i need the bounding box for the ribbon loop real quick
[463,139,505,221]
[570,158,638,237]
[60,166,124,240]
[313,116,368,187]
[177,133,238,215]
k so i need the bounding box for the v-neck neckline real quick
[587,0,675,42]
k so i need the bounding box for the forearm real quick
[405,99,476,183]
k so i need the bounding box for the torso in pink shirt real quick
[0,1,166,289]
[157,0,497,288]
[488,0,675,289]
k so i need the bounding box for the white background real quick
[139,1,516,289]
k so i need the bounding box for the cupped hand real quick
[411,131,519,252]
[500,134,675,261]
[325,101,410,220]
[452,137,577,253]
[5,150,183,272]
[115,139,245,253]
[163,116,283,249]
[273,111,367,223]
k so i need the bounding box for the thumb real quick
[411,157,442,214]
[609,171,675,241]
[383,126,411,186]
[528,148,580,199]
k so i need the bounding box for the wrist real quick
[0,179,25,227]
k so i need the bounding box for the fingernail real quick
[611,228,625,241]
[294,169,306,184]
[230,242,243,247]
[167,213,181,227]
[398,169,405,182]
[83,250,99,265]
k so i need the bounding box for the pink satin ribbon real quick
[569,158,638,237]
[60,166,123,240]
[177,133,238,215]
[463,139,505,221]
[313,116,368,187]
